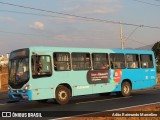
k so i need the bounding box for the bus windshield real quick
[8,49,30,89]
[9,58,29,89]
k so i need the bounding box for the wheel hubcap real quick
[123,85,129,94]
[58,90,67,100]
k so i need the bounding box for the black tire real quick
[55,85,71,105]
[117,81,131,97]
[36,99,48,103]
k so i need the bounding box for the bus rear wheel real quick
[117,81,131,97]
[55,85,71,105]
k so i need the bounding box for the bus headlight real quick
[8,86,13,92]
[23,84,31,92]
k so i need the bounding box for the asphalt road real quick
[0,88,160,119]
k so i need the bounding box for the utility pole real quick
[120,21,124,49]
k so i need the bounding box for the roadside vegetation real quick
[152,41,160,73]
[0,65,8,91]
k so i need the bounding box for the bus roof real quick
[18,46,154,54]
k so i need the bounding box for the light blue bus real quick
[8,46,157,104]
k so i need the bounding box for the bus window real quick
[140,54,153,68]
[126,54,139,69]
[92,53,109,70]
[53,52,71,71]
[31,55,52,78]
[110,53,125,69]
[72,53,91,70]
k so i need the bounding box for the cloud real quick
[83,7,117,14]
[48,0,122,24]
[53,34,73,42]
[89,0,119,4]
[63,7,119,15]
[63,0,119,3]
[0,16,15,22]
[30,21,45,30]
[63,6,80,11]
[51,16,77,24]
[62,0,122,15]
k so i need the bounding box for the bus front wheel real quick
[117,81,131,97]
[55,85,71,105]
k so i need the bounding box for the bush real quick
[157,66,160,73]
[0,65,8,73]
[0,65,8,91]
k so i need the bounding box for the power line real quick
[125,26,141,41]
[0,30,54,38]
[129,38,147,45]
[0,27,152,49]
[125,38,147,49]
[121,25,146,46]
[0,9,65,18]
[0,1,160,29]
[0,1,121,24]
[0,9,96,22]
[0,30,115,42]
[132,0,160,7]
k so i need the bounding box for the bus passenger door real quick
[31,54,53,100]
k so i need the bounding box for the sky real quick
[0,0,160,55]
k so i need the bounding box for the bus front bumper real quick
[8,90,32,101]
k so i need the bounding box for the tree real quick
[152,41,160,66]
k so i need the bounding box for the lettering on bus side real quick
[87,69,122,84]
[87,70,109,84]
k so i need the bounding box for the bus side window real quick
[31,55,37,75]
[92,53,109,70]
[31,55,40,73]
[140,54,153,68]
[142,62,148,68]
[110,53,125,69]
[126,54,139,69]
[53,52,71,71]
[72,53,91,70]
[31,55,52,78]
